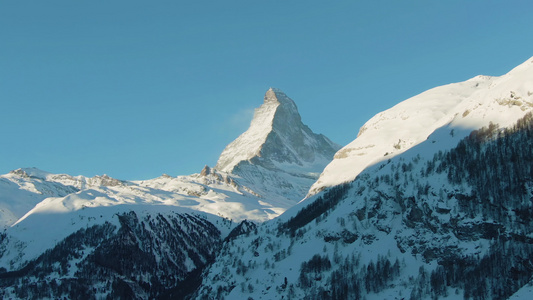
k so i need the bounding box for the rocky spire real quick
[214,88,340,176]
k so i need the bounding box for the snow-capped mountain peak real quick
[264,87,297,108]
[215,88,339,175]
[215,88,295,173]
[211,88,340,205]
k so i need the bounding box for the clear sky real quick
[1,0,533,180]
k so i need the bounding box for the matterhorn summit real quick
[214,88,340,201]
[216,88,339,177]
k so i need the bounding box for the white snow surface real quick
[510,280,533,299]
[0,168,80,228]
[310,56,533,195]
[0,201,232,271]
[0,168,287,227]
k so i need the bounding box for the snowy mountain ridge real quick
[310,56,533,196]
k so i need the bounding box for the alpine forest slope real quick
[195,56,533,300]
[0,88,339,299]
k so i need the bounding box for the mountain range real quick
[1,56,533,299]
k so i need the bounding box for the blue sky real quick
[1,0,533,180]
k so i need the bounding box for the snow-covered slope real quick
[510,280,533,299]
[0,168,115,228]
[196,57,533,299]
[0,168,269,270]
[310,56,533,195]
[0,206,227,299]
